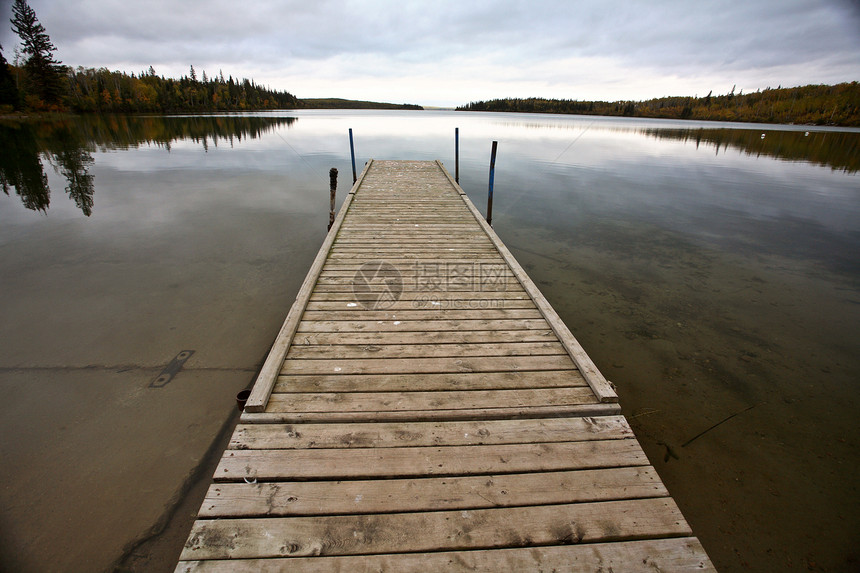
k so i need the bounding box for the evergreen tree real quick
[0,44,20,109]
[9,0,64,107]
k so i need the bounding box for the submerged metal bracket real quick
[149,350,195,388]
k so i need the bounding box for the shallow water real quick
[1,111,858,571]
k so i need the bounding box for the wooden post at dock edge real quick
[487,140,498,226]
[349,129,357,183]
[328,168,338,230]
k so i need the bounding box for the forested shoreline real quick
[64,66,298,113]
[458,83,860,127]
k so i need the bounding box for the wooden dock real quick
[176,160,713,571]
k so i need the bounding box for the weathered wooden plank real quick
[298,309,541,321]
[337,233,485,237]
[345,205,468,208]
[322,259,507,268]
[312,278,522,290]
[332,239,490,245]
[215,439,647,481]
[336,231,483,237]
[318,269,517,279]
[230,416,634,450]
[335,229,490,234]
[309,286,517,295]
[333,240,492,245]
[289,330,557,347]
[264,387,599,413]
[336,229,485,232]
[274,369,588,393]
[344,204,468,207]
[338,220,484,224]
[342,216,477,219]
[311,286,522,295]
[280,355,578,375]
[325,256,503,263]
[339,220,479,225]
[329,243,498,249]
[242,402,620,424]
[305,298,531,309]
[329,240,492,245]
[340,218,479,222]
[180,498,690,559]
[307,288,521,298]
[309,291,530,301]
[328,245,498,251]
[326,255,501,261]
[335,222,481,227]
[343,208,474,212]
[304,299,536,310]
[344,205,471,208]
[295,319,552,333]
[324,253,501,260]
[200,466,665,518]
[286,341,565,360]
[339,226,479,230]
[338,217,483,221]
[176,537,715,572]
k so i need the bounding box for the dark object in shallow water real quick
[681,402,765,448]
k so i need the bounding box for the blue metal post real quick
[349,128,357,183]
[487,141,497,225]
[455,127,460,184]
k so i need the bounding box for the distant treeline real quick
[457,83,860,127]
[300,98,423,110]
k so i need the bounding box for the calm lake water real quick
[1,110,858,572]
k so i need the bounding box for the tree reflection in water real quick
[0,115,297,215]
[641,126,859,173]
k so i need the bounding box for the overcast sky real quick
[1,0,858,107]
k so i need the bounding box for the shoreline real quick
[113,407,242,572]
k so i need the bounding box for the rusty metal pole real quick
[349,129,357,183]
[328,168,338,230]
